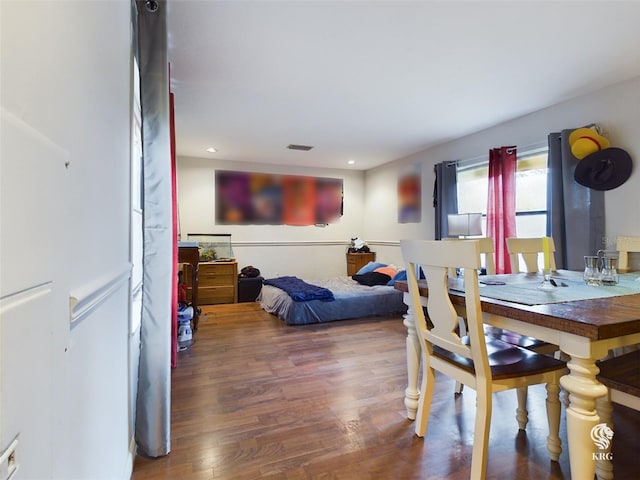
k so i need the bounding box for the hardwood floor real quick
[132,303,640,479]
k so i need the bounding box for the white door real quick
[0,109,70,478]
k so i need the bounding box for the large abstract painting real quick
[215,170,343,225]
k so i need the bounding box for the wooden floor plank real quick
[132,303,640,479]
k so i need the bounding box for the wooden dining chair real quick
[608,236,640,358]
[505,236,564,364]
[616,235,640,271]
[444,237,495,394]
[594,350,640,479]
[401,239,566,479]
[456,238,551,348]
[443,237,496,275]
[444,237,554,394]
[506,236,556,273]
[597,350,640,411]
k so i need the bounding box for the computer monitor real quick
[447,213,483,237]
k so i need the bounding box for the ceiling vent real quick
[287,144,314,151]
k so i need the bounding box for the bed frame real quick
[258,276,407,325]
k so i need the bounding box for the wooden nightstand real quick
[346,252,376,276]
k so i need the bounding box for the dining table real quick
[394,270,640,480]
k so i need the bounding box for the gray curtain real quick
[135,0,172,457]
[433,162,458,239]
[547,130,605,270]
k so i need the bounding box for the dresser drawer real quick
[182,263,236,284]
[198,285,236,304]
[199,270,235,286]
[200,262,236,277]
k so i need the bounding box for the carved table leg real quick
[595,395,614,480]
[559,355,608,480]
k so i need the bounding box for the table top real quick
[394,270,640,341]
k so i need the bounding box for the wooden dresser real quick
[183,260,238,305]
[346,252,376,276]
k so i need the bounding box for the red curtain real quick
[170,91,178,368]
[486,146,517,273]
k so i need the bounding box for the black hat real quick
[574,147,632,191]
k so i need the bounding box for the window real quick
[456,149,549,238]
[513,151,548,238]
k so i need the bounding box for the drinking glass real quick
[584,256,601,286]
[601,257,619,286]
[539,268,554,290]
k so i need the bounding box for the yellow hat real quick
[569,128,610,160]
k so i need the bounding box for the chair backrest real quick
[506,237,556,273]
[443,237,496,275]
[616,236,640,271]
[400,239,489,381]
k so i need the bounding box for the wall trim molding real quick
[69,263,132,329]
[233,240,350,248]
[231,240,400,248]
[368,240,401,247]
[0,281,53,313]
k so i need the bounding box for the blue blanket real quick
[264,276,335,302]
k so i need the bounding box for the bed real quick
[258,275,407,325]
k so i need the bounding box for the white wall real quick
[363,76,640,263]
[178,78,640,275]
[1,2,134,479]
[177,156,369,278]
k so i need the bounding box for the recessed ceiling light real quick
[347,159,356,165]
[205,147,217,153]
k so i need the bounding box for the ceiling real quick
[167,1,640,171]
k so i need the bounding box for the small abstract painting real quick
[398,164,421,223]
